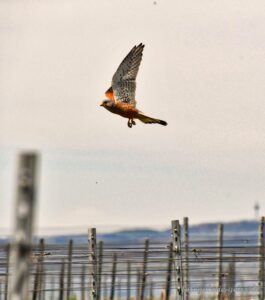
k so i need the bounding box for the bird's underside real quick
[100,43,167,128]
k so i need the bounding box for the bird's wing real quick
[111,43,144,107]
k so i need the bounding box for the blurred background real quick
[1,0,265,236]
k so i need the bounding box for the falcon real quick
[100,43,167,128]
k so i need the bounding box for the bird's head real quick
[100,100,114,109]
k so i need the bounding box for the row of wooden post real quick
[4,152,265,299]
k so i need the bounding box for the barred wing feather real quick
[111,43,144,106]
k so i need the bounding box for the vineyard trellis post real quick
[38,238,45,300]
[4,244,10,300]
[8,153,39,300]
[217,223,223,300]
[81,265,86,300]
[32,254,40,300]
[165,242,173,300]
[88,228,98,300]
[136,268,141,300]
[59,260,65,300]
[140,239,149,300]
[183,217,189,300]
[127,261,131,300]
[110,253,117,300]
[97,241,103,300]
[171,220,184,300]
[228,254,236,300]
[258,216,264,300]
[66,239,73,300]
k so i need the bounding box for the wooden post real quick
[41,265,46,300]
[140,239,149,300]
[171,220,184,300]
[217,224,223,300]
[228,254,236,300]
[81,265,86,300]
[165,243,173,300]
[59,260,65,300]
[88,228,98,300]
[38,238,45,300]
[127,261,131,300]
[110,253,117,300]
[4,244,10,300]
[9,153,39,300]
[136,269,141,300]
[183,217,189,300]
[66,239,73,300]
[97,241,103,300]
[258,216,264,300]
[32,261,40,300]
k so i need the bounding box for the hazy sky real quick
[1,0,265,234]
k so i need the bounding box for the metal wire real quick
[0,232,264,300]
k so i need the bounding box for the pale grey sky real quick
[1,0,265,234]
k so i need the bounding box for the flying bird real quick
[100,43,167,128]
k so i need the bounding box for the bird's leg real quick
[128,119,136,128]
[127,119,132,128]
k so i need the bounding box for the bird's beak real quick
[100,102,104,107]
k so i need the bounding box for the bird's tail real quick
[138,113,167,126]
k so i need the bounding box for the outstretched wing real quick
[111,43,144,106]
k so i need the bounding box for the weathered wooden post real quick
[110,253,117,300]
[258,216,264,300]
[97,241,103,300]
[59,260,65,300]
[66,239,73,300]
[136,269,141,300]
[38,238,45,300]
[165,243,173,300]
[140,239,149,300]
[183,217,189,300]
[227,254,236,300]
[41,265,46,300]
[4,244,10,300]
[81,265,86,300]
[32,258,40,300]
[8,153,39,300]
[217,224,223,300]
[171,220,184,300]
[88,228,98,300]
[127,261,131,300]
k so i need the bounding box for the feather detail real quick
[138,113,167,126]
